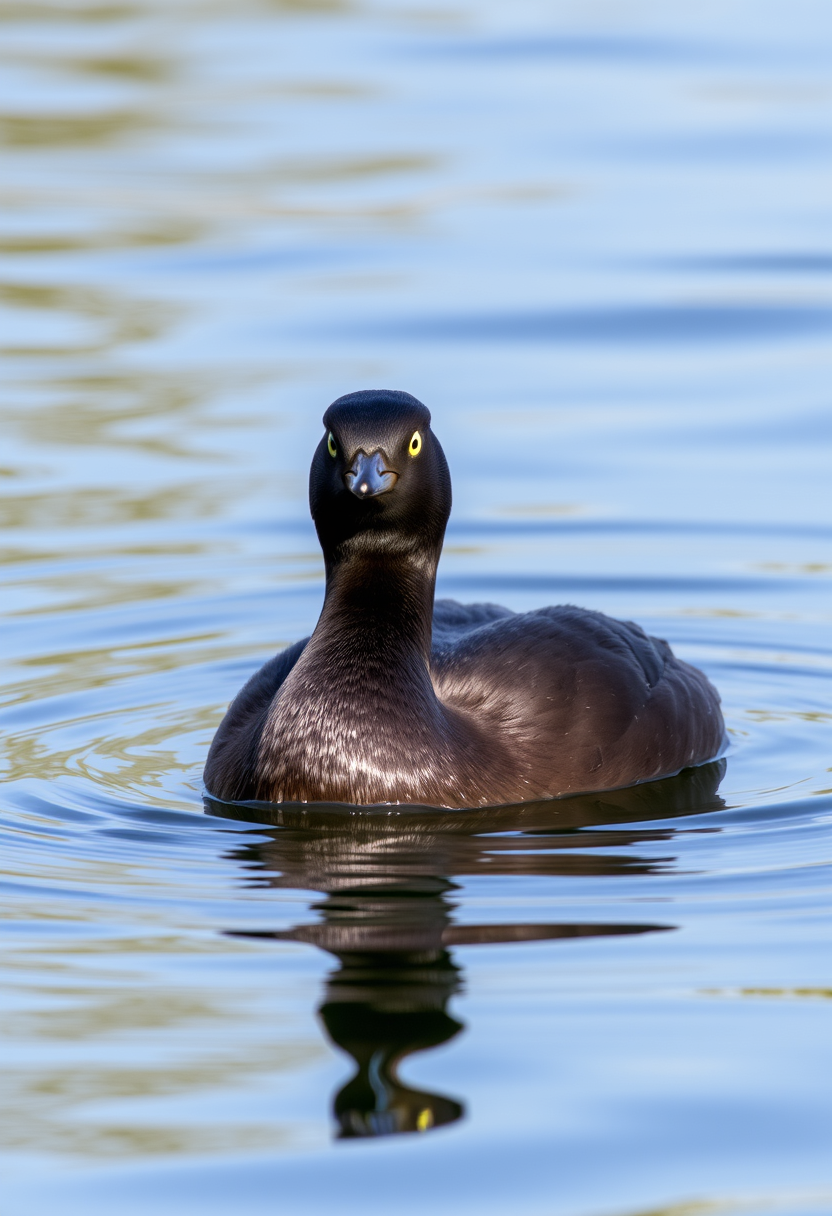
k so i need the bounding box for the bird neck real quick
[253,543,449,805]
[315,546,438,663]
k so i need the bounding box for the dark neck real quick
[315,543,439,662]
[254,538,452,805]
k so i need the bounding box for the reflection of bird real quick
[322,991,464,1139]
[309,902,465,1140]
[229,884,468,1139]
[205,389,724,808]
[215,761,725,1140]
[210,760,727,889]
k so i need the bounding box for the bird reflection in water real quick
[207,760,725,1140]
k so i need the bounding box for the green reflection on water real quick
[64,53,174,83]
[624,1198,832,1216]
[0,490,223,530]
[0,2,137,23]
[269,153,443,184]
[0,282,176,357]
[0,111,153,149]
[5,978,324,1156]
[263,0,355,13]
[701,988,832,1000]
[0,220,205,255]
[1,718,206,788]
[2,369,265,456]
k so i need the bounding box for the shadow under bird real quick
[210,761,725,1138]
[204,389,724,808]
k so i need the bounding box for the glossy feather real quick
[205,390,724,807]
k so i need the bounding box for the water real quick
[1,0,831,1212]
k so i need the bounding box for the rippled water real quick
[2,1,831,1213]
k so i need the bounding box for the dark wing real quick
[432,598,515,646]
[204,637,308,801]
[431,605,723,798]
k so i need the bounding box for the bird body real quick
[205,390,724,808]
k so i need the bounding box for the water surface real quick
[1,1,831,1213]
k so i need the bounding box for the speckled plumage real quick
[204,390,724,807]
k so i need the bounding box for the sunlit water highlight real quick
[1,1,831,1213]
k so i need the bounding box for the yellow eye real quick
[408,430,422,457]
[327,431,337,458]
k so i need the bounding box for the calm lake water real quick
[2,1,831,1213]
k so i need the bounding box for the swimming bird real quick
[204,389,724,808]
